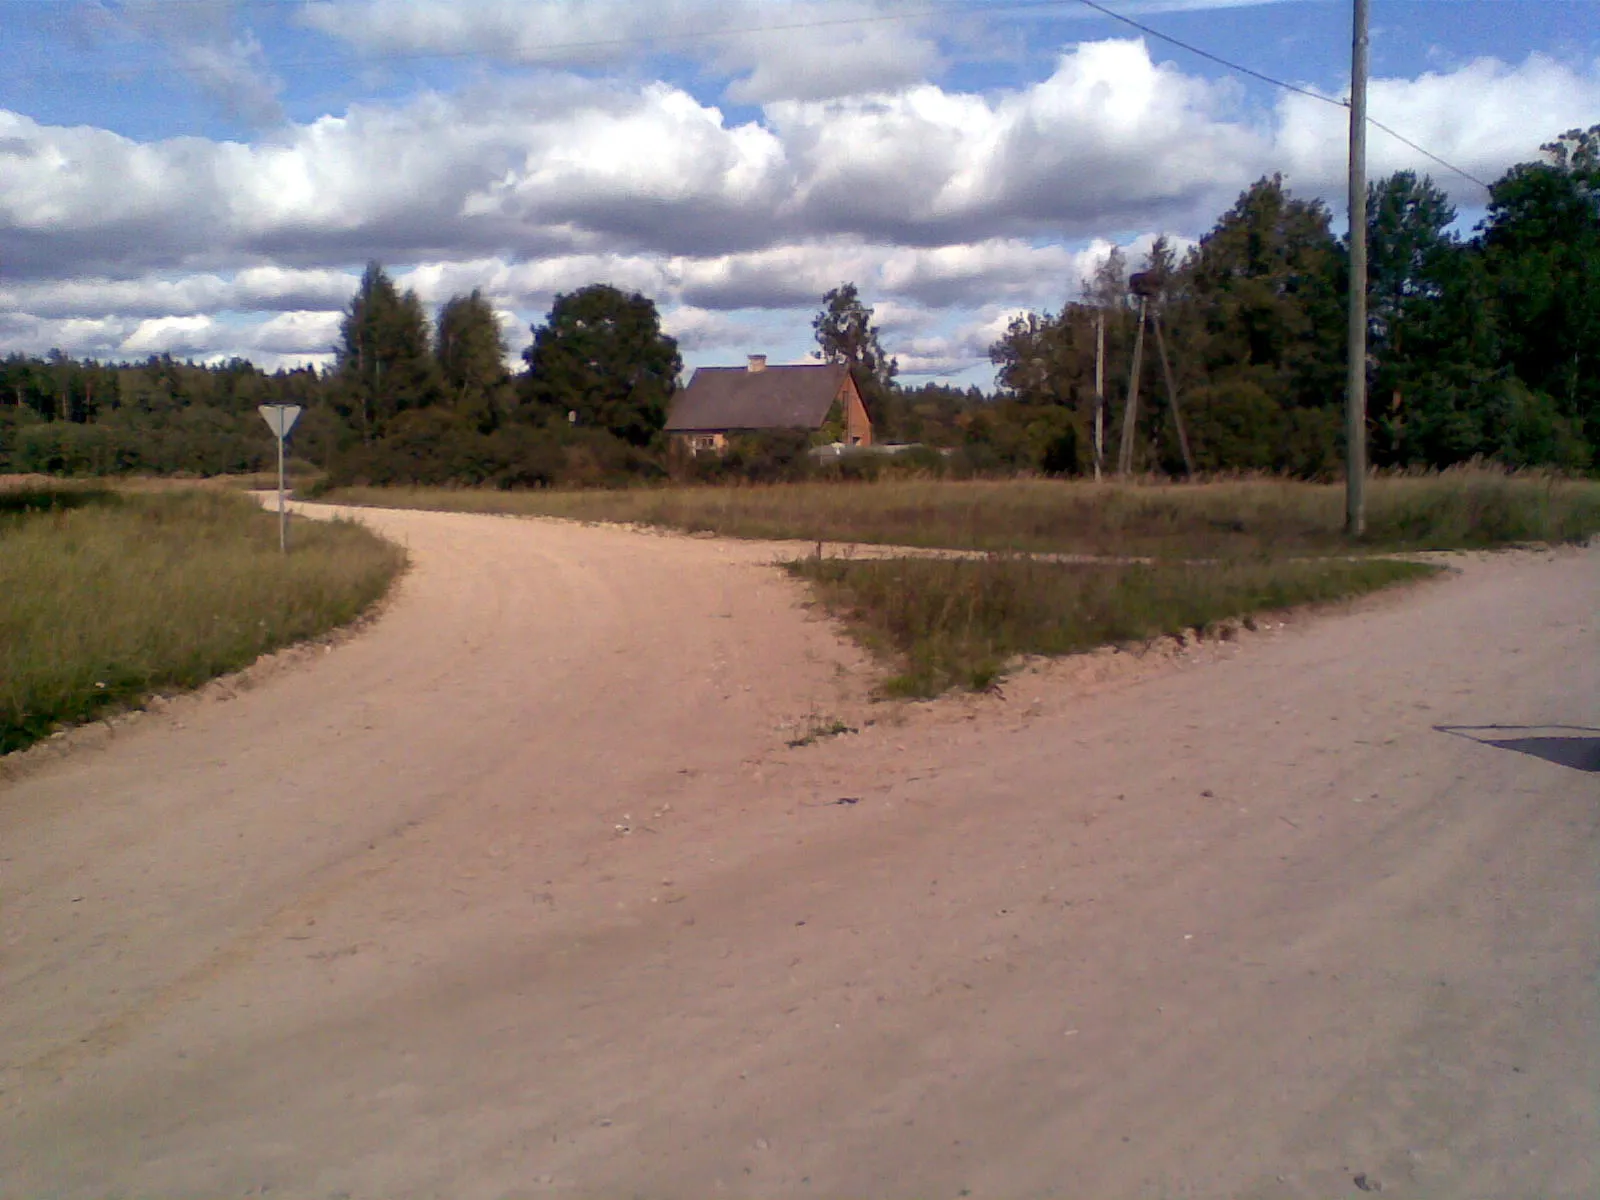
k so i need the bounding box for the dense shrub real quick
[0,407,42,471]
[14,421,136,475]
[323,412,658,490]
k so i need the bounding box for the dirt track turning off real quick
[2,504,1596,1198]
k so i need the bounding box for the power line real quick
[1367,116,1491,189]
[1072,0,1489,190]
[1072,0,1341,106]
[4,0,1057,78]
[1,0,1498,190]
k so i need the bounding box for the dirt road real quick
[2,505,1595,1199]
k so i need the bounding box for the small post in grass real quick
[257,404,302,553]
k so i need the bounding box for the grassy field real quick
[788,554,1441,697]
[312,469,1600,557]
[1,485,404,755]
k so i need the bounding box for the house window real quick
[690,434,718,453]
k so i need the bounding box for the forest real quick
[2,125,1595,487]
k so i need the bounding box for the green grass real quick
[312,468,1600,558]
[1,486,405,754]
[786,553,1441,697]
[206,467,327,492]
[0,480,116,517]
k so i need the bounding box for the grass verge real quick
[311,469,1600,558]
[1,485,405,754]
[786,553,1441,697]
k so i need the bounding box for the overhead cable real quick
[2,0,1499,189]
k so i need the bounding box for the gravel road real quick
[2,505,1595,1198]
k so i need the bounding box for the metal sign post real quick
[257,404,302,553]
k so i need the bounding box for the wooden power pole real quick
[1150,314,1195,478]
[1117,296,1147,476]
[1345,0,1369,535]
[1093,312,1106,481]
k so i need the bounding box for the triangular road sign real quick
[258,404,303,438]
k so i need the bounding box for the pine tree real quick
[436,290,511,433]
[1360,172,1462,464]
[1478,124,1600,459]
[1177,175,1346,475]
[335,262,441,442]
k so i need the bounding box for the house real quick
[664,356,873,453]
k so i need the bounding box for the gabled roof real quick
[665,363,851,432]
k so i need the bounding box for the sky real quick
[1,0,1597,387]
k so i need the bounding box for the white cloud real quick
[294,0,1301,104]
[886,305,1031,377]
[300,0,944,103]
[867,298,939,337]
[715,10,943,104]
[660,305,774,354]
[394,254,674,316]
[455,80,790,253]
[766,38,1267,243]
[3,39,1596,370]
[232,266,361,310]
[878,241,1086,307]
[169,30,285,127]
[119,314,223,357]
[77,1,285,127]
[8,41,1588,288]
[0,307,339,372]
[0,267,359,320]
[250,310,343,356]
[1275,53,1600,202]
[0,313,135,360]
[673,239,883,309]
[299,0,690,66]
[0,275,226,320]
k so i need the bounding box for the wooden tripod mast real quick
[1117,271,1196,478]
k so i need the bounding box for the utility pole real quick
[1093,311,1106,481]
[1151,315,1195,478]
[1118,295,1148,476]
[1345,0,1369,535]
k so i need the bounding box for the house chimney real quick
[746,354,767,373]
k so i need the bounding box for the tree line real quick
[0,267,975,486]
[3,124,1594,484]
[0,273,689,487]
[990,124,1600,477]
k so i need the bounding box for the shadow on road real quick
[1437,725,1600,773]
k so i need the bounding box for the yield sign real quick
[258,404,303,438]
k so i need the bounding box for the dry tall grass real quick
[1,487,404,753]
[316,468,1600,557]
[788,554,1440,696]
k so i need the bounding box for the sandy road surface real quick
[2,504,1596,1199]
